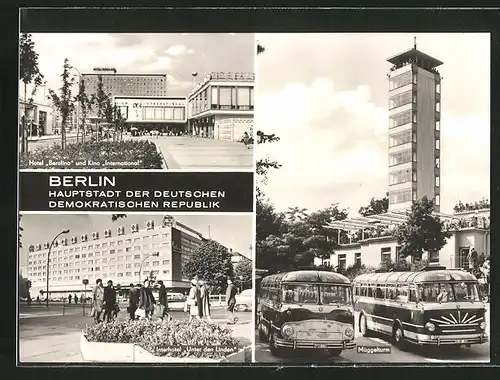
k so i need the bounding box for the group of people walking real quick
[91,277,240,324]
[90,279,120,323]
[91,278,169,323]
[184,278,239,324]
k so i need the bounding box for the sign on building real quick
[114,97,187,123]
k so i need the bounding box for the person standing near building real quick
[103,280,117,322]
[74,294,78,304]
[127,283,139,320]
[199,280,211,322]
[68,294,72,305]
[226,279,238,324]
[138,279,156,320]
[157,280,169,321]
[92,279,105,323]
[187,279,200,322]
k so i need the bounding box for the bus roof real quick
[353,269,478,284]
[261,270,351,286]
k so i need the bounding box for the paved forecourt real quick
[19,306,252,363]
[142,136,253,170]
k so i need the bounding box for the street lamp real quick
[138,252,160,282]
[46,229,70,307]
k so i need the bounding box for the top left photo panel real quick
[19,33,255,170]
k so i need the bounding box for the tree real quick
[19,33,44,155]
[74,77,93,143]
[234,257,252,290]
[19,273,32,299]
[342,262,374,281]
[104,98,114,140]
[394,196,452,261]
[48,58,76,150]
[113,105,126,142]
[91,75,111,142]
[378,258,429,272]
[358,194,389,217]
[182,240,234,294]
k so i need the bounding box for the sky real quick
[19,213,253,267]
[256,33,490,216]
[20,33,254,102]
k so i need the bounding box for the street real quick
[254,309,490,364]
[19,304,252,363]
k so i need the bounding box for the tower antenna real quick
[414,36,417,49]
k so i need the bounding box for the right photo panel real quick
[254,33,490,364]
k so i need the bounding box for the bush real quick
[20,140,163,169]
[84,319,241,359]
[341,263,375,280]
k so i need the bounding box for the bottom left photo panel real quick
[18,213,254,364]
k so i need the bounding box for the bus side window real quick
[409,286,418,302]
[367,286,373,298]
[375,286,383,299]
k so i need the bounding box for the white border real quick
[251,34,257,364]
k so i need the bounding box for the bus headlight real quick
[344,327,354,339]
[480,322,486,330]
[281,324,294,339]
[425,322,436,332]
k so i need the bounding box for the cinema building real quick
[316,44,490,271]
[187,72,254,141]
[26,217,235,299]
[114,96,187,135]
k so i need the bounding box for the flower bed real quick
[20,140,163,169]
[83,319,242,361]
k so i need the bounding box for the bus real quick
[257,270,356,357]
[352,266,488,348]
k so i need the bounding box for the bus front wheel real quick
[392,323,407,350]
[360,314,372,337]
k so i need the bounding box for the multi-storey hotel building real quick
[26,217,208,298]
[82,68,168,98]
[187,72,254,141]
[387,43,442,212]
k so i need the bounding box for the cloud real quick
[165,44,195,57]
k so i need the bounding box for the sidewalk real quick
[28,133,78,141]
[142,136,253,170]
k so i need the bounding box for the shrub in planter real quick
[20,140,163,169]
[84,319,241,359]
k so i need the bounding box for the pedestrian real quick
[137,279,155,320]
[68,294,72,305]
[196,279,203,319]
[157,280,170,321]
[103,280,117,322]
[186,279,200,322]
[92,279,105,323]
[36,295,40,304]
[226,279,238,324]
[199,280,211,322]
[127,283,140,320]
[74,294,78,304]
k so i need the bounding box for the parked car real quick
[234,289,253,312]
[167,293,186,302]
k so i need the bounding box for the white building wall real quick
[214,115,253,142]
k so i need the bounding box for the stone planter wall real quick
[80,333,235,363]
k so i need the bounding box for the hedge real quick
[84,319,242,359]
[20,140,163,169]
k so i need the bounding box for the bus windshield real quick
[418,282,480,303]
[281,284,352,305]
[282,284,318,304]
[320,285,352,305]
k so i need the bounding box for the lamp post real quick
[46,229,70,307]
[138,252,160,282]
